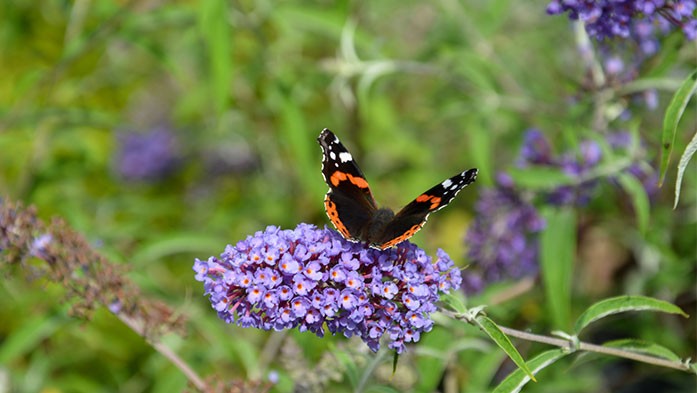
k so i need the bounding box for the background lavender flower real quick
[549,0,696,111]
[464,129,658,294]
[29,233,53,261]
[547,0,697,44]
[546,139,603,206]
[608,131,660,198]
[463,175,545,294]
[115,125,180,181]
[194,224,462,354]
[517,129,602,206]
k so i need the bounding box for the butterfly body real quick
[318,128,477,250]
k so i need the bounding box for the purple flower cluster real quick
[463,175,545,294]
[115,125,180,181]
[608,131,660,198]
[463,129,657,294]
[193,224,462,353]
[547,1,697,45]
[521,129,603,206]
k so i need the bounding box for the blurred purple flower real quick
[464,175,545,294]
[547,0,697,44]
[604,56,625,75]
[518,129,554,166]
[194,224,462,354]
[464,129,658,294]
[116,126,180,181]
[549,0,695,110]
[608,131,660,198]
[547,139,603,206]
[29,233,52,260]
[518,129,604,206]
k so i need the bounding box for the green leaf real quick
[475,316,535,381]
[356,349,389,393]
[574,295,688,334]
[674,130,697,209]
[508,167,576,190]
[439,291,467,314]
[616,173,650,235]
[365,386,402,393]
[660,69,697,185]
[333,346,360,388]
[199,0,232,115]
[493,349,568,393]
[603,339,682,362]
[132,233,227,264]
[0,313,66,363]
[540,207,576,329]
[467,350,508,392]
[272,88,322,199]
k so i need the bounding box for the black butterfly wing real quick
[373,168,478,249]
[318,128,378,242]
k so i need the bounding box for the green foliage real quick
[574,295,688,335]
[0,0,695,392]
[660,69,697,185]
[674,130,697,209]
[540,207,576,330]
[474,315,535,381]
[493,349,569,393]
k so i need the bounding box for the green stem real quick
[442,310,692,372]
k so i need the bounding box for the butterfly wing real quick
[373,168,478,249]
[318,128,378,242]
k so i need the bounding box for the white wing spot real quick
[329,151,336,160]
[339,152,353,163]
[442,179,453,188]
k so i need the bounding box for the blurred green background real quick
[0,0,695,392]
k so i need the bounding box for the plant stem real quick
[497,326,691,372]
[441,310,692,372]
[117,313,208,391]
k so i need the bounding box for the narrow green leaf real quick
[0,314,66,363]
[332,347,360,387]
[674,130,697,209]
[276,91,320,198]
[365,386,402,393]
[603,339,682,362]
[508,167,576,190]
[616,173,650,235]
[540,207,576,329]
[574,295,688,334]
[132,233,227,264]
[199,0,232,115]
[660,69,697,185]
[467,350,508,392]
[356,349,389,393]
[439,292,467,314]
[470,120,494,186]
[475,316,535,381]
[493,349,568,393]
[618,77,686,96]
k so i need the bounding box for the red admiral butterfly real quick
[318,128,478,250]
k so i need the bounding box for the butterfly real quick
[318,128,478,250]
